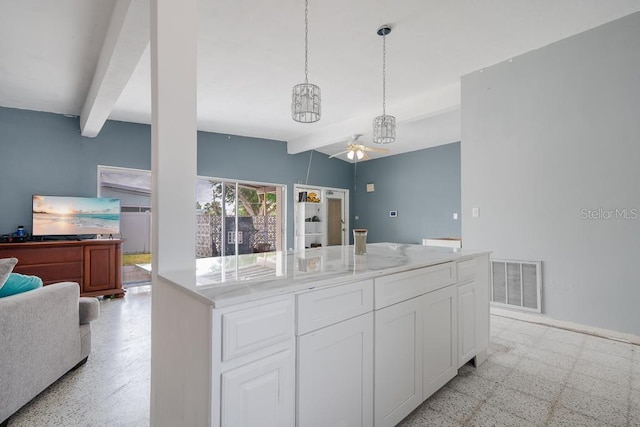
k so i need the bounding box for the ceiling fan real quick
[328,134,390,161]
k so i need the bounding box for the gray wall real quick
[352,142,461,244]
[0,107,353,250]
[461,13,640,335]
[0,107,151,230]
[197,132,353,250]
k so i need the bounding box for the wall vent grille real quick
[490,259,542,313]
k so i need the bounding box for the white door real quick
[297,313,374,427]
[422,286,458,400]
[220,349,295,427]
[374,298,423,427]
[458,281,476,368]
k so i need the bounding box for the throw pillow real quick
[0,273,43,298]
[0,257,18,290]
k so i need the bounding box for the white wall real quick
[461,12,640,335]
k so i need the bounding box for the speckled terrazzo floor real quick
[399,316,640,427]
[6,286,639,426]
[7,285,151,427]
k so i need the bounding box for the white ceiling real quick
[2,1,639,162]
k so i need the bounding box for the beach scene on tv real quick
[32,195,120,236]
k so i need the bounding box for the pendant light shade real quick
[373,115,396,144]
[292,0,321,123]
[373,25,395,144]
[292,83,321,123]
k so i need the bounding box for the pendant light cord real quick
[382,32,386,116]
[304,0,309,85]
[305,150,313,185]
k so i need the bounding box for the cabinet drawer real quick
[457,258,477,283]
[6,246,83,265]
[13,262,83,285]
[297,279,374,335]
[222,297,294,362]
[374,263,456,309]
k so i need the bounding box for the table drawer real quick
[222,297,294,362]
[457,258,477,283]
[374,262,456,309]
[297,279,374,335]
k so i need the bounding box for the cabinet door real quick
[221,348,295,427]
[83,244,116,293]
[475,254,490,366]
[298,312,373,427]
[374,297,423,427]
[457,281,476,368]
[422,285,458,400]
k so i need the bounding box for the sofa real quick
[0,282,100,425]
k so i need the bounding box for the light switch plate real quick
[390,210,398,217]
[366,183,375,192]
[472,207,480,218]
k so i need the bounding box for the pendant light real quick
[372,25,395,144]
[291,0,321,123]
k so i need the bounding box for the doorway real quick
[326,190,346,246]
[293,185,349,251]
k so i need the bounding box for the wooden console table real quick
[0,239,124,298]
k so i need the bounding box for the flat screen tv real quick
[32,195,121,237]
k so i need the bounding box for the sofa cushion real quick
[0,257,18,289]
[0,273,43,298]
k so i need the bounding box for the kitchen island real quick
[152,243,490,427]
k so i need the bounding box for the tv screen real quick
[32,195,121,236]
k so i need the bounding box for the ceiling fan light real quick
[356,150,364,160]
[347,150,355,160]
[292,83,321,123]
[373,114,396,144]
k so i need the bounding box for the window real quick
[196,177,286,258]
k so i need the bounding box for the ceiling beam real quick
[80,0,149,137]
[286,82,461,154]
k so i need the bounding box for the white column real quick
[149,0,202,425]
[149,0,197,272]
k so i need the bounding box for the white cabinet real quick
[297,312,373,427]
[474,254,490,366]
[374,272,458,427]
[374,262,456,309]
[374,296,424,427]
[213,296,295,427]
[455,253,490,368]
[153,249,491,427]
[422,285,458,399]
[457,280,477,368]
[297,279,374,335]
[221,349,295,427]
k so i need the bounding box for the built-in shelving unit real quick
[294,185,350,252]
[295,189,326,250]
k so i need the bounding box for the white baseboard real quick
[491,306,640,346]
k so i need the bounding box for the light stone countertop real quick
[159,242,489,308]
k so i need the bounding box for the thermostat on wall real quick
[390,210,398,217]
